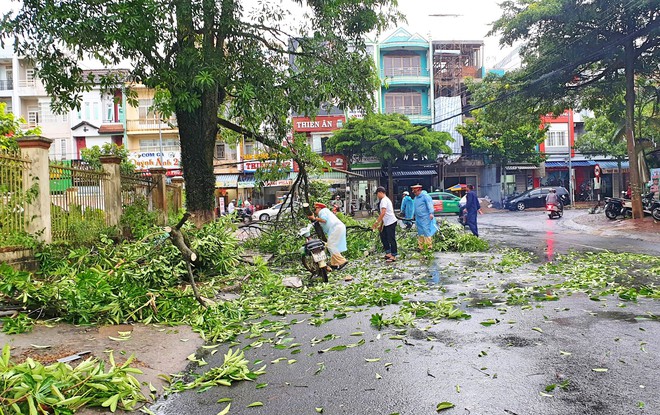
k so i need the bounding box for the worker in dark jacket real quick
[465,184,482,237]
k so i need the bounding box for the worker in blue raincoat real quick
[465,184,483,237]
[308,202,348,270]
[400,190,414,229]
[411,184,436,249]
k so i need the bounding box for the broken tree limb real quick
[166,213,205,306]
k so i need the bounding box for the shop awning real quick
[391,169,438,177]
[289,172,347,185]
[597,161,630,172]
[349,169,382,179]
[215,174,238,188]
[238,176,255,188]
[545,160,597,168]
[505,164,539,171]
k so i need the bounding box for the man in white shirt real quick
[372,186,398,262]
[227,199,236,214]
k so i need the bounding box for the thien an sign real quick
[292,115,345,132]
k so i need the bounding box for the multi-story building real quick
[431,40,487,197]
[124,84,183,176]
[70,70,127,158]
[0,49,71,160]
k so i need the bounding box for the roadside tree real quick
[490,0,660,218]
[326,113,451,199]
[1,0,400,223]
[456,75,548,169]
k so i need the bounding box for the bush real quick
[120,197,158,240]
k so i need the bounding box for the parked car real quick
[503,187,570,211]
[427,192,461,215]
[252,201,301,221]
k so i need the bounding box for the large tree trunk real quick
[173,0,220,226]
[176,91,218,225]
[624,37,643,219]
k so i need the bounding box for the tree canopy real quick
[326,113,451,197]
[490,0,659,217]
[1,0,400,222]
[456,75,548,167]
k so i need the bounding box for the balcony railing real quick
[384,106,423,116]
[382,67,429,77]
[0,80,13,91]
[127,118,178,131]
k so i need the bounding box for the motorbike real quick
[298,222,329,282]
[604,196,632,219]
[606,193,660,220]
[546,202,563,219]
[642,193,660,220]
[298,203,329,283]
[235,207,252,224]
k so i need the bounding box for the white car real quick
[252,202,300,221]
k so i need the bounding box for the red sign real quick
[293,154,347,172]
[292,115,346,132]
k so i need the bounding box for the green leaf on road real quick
[316,408,323,413]
[365,358,381,363]
[217,403,231,415]
[217,398,232,403]
[436,402,455,411]
[559,351,572,356]
[480,319,499,326]
[256,383,267,389]
[247,402,263,408]
[592,368,608,372]
[532,327,543,333]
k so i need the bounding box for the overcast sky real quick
[0,0,514,66]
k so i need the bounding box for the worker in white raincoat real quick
[307,202,348,270]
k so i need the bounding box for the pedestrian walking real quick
[400,190,414,229]
[307,202,348,270]
[372,186,398,262]
[411,184,436,250]
[465,184,482,237]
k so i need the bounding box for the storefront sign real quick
[129,151,181,170]
[293,154,348,172]
[292,115,345,132]
[242,155,293,173]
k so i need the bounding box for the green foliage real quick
[0,231,39,249]
[0,102,41,152]
[120,197,158,240]
[327,113,452,167]
[2,0,400,213]
[457,75,549,166]
[308,180,332,205]
[0,344,145,413]
[81,143,135,175]
[574,116,628,160]
[490,0,659,103]
[0,313,34,334]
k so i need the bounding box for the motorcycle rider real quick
[545,188,560,207]
[330,194,344,213]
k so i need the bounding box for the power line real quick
[418,15,660,133]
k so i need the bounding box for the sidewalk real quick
[566,208,660,242]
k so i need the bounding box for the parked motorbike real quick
[546,203,563,219]
[298,223,329,283]
[236,207,252,224]
[642,193,660,220]
[604,196,632,219]
[298,203,329,283]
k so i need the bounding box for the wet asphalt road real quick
[152,210,659,415]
